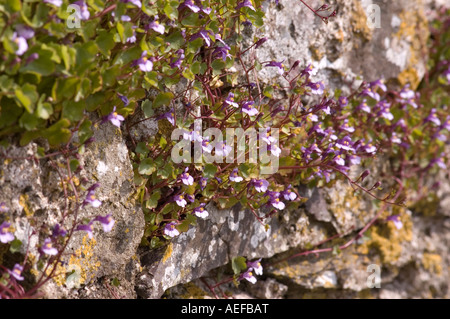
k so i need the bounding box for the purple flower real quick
[254,37,267,49]
[357,100,371,113]
[430,155,446,170]
[369,79,387,92]
[242,101,259,116]
[252,179,269,193]
[361,141,377,154]
[267,144,281,157]
[121,0,142,8]
[74,1,90,20]
[443,66,450,84]
[215,141,232,157]
[265,61,284,75]
[43,0,62,6]
[94,214,115,232]
[104,106,125,127]
[424,108,441,126]
[180,168,194,185]
[191,30,212,47]
[200,177,208,190]
[0,202,9,213]
[307,81,325,95]
[41,238,58,255]
[76,221,94,239]
[246,259,263,275]
[262,129,277,145]
[117,94,129,106]
[223,92,239,108]
[134,51,153,72]
[193,203,209,219]
[147,21,165,34]
[52,224,67,238]
[0,222,14,243]
[335,136,354,152]
[269,195,285,210]
[377,101,394,121]
[201,138,213,153]
[83,187,102,208]
[236,0,256,11]
[340,120,355,133]
[338,96,348,107]
[300,64,314,77]
[16,24,35,40]
[441,116,450,131]
[281,185,297,201]
[8,264,24,281]
[164,222,180,237]
[386,215,403,230]
[158,109,175,126]
[180,0,200,12]
[239,268,257,284]
[170,49,185,69]
[11,32,28,56]
[360,87,380,101]
[186,194,195,203]
[174,194,187,207]
[229,168,243,182]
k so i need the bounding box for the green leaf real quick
[6,0,21,12]
[78,120,93,144]
[153,92,174,108]
[20,48,56,76]
[70,159,80,172]
[62,100,85,122]
[142,99,154,117]
[96,30,116,57]
[138,158,156,175]
[203,163,217,179]
[147,190,161,209]
[231,256,247,275]
[9,239,22,254]
[15,84,39,113]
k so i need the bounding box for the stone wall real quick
[1,0,448,299]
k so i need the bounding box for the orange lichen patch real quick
[422,253,442,275]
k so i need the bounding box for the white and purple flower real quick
[0,202,9,213]
[179,168,194,186]
[94,214,115,232]
[174,194,187,207]
[193,203,209,219]
[246,259,263,275]
[386,215,403,230]
[0,222,14,243]
[242,101,259,116]
[252,179,269,193]
[164,222,180,237]
[281,185,297,201]
[76,221,94,239]
[41,238,58,255]
[104,106,125,127]
[147,21,165,34]
[134,51,153,72]
[239,268,257,284]
[229,168,243,182]
[8,264,24,281]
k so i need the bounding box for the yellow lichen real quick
[393,9,429,88]
[422,253,442,275]
[350,0,373,41]
[19,194,33,217]
[357,210,413,264]
[49,235,101,287]
[162,242,173,263]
